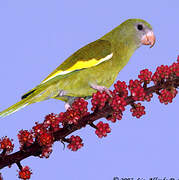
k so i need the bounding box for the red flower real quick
[152,65,172,84]
[62,109,81,125]
[95,121,111,138]
[18,166,32,180]
[138,69,152,84]
[110,94,126,112]
[0,137,14,154]
[91,91,111,111]
[44,113,60,132]
[128,80,146,101]
[158,88,177,104]
[169,61,179,77]
[18,130,34,149]
[32,122,47,136]
[71,98,89,115]
[38,132,54,147]
[59,98,89,125]
[67,135,83,151]
[113,80,128,97]
[130,103,146,118]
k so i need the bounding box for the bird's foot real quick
[91,84,112,97]
[65,103,71,110]
[64,97,77,110]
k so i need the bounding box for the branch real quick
[0,77,178,170]
[0,59,179,179]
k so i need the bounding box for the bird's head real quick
[119,19,155,48]
[104,19,155,49]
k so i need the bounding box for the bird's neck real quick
[101,31,139,72]
[113,41,137,71]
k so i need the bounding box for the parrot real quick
[0,18,155,118]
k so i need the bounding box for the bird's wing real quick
[41,39,112,84]
[21,39,112,99]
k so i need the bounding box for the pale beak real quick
[141,31,156,48]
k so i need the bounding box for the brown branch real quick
[0,77,179,170]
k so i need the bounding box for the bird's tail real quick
[0,98,30,118]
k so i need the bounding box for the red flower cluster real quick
[0,137,14,154]
[105,81,128,122]
[17,99,88,157]
[91,91,111,111]
[18,166,32,180]
[18,130,34,149]
[113,80,128,97]
[37,132,53,147]
[152,59,179,85]
[110,94,126,112]
[108,94,126,122]
[44,113,61,132]
[59,110,79,125]
[95,121,111,138]
[158,88,178,104]
[1,57,179,179]
[170,61,179,77]
[152,65,172,84]
[128,80,146,101]
[59,98,89,124]
[37,132,53,158]
[67,135,83,151]
[32,122,47,136]
[17,122,54,158]
[130,103,146,118]
[138,69,152,84]
[71,98,89,114]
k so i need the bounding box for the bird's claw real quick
[91,84,112,97]
[65,103,71,110]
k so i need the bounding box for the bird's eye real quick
[137,24,143,31]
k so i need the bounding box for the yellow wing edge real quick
[41,53,113,84]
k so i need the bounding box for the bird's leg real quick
[65,97,77,110]
[65,103,71,110]
[55,90,71,110]
[56,90,77,110]
[90,84,112,96]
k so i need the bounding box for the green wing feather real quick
[0,39,112,118]
[41,39,112,84]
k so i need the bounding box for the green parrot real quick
[0,18,155,118]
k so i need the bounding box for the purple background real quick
[0,0,179,179]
